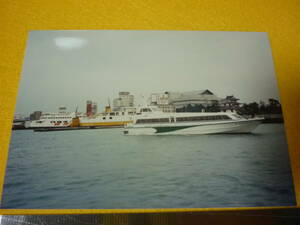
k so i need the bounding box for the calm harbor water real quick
[1,124,296,209]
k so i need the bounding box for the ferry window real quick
[116,112,119,115]
[103,117,106,120]
[110,113,115,116]
[141,108,151,112]
[136,118,169,124]
[109,117,112,119]
[64,121,68,123]
[176,116,215,122]
[122,112,125,115]
[158,118,169,123]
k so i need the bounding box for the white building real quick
[150,90,221,112]
[150,93,175,112]
[113,92,134,110]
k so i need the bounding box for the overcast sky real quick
[16,30,280,115]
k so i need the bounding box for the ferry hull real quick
[79,121,131,128]
[124,120,262,135]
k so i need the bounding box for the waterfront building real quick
[92,102,97,115]
[86,101,97,116]
[113,92,134,111]
[86,101,93,116]
[150,89,221,112]
[219,95,241,112]
[150,93,175,112]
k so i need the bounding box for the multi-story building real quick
[219,95,240,112]
[92,103,98,115]
[86,100,93,116]
[150,93,175,112]
[150,89,221,112]
[113,92,134,110]
[86,101,98,116]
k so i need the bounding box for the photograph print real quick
[1,30,296,209]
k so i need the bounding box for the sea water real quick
[1,124,296,209]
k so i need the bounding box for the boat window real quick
[221,115,231,120]
[103,117,106,120]
[141,108,152,112]
[176,115,231,122]
[122,112,125,115]
[110,112,115,116]
[109,117,112,119]
[136,118,169,124]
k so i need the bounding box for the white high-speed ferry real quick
[124,107,263,135]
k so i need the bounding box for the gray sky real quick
[16,30,280,115]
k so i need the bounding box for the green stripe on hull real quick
[154,125,196,133]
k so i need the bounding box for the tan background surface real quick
[0,0,299,214]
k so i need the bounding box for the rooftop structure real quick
[219,95,241,112]
[150,89,221,112]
